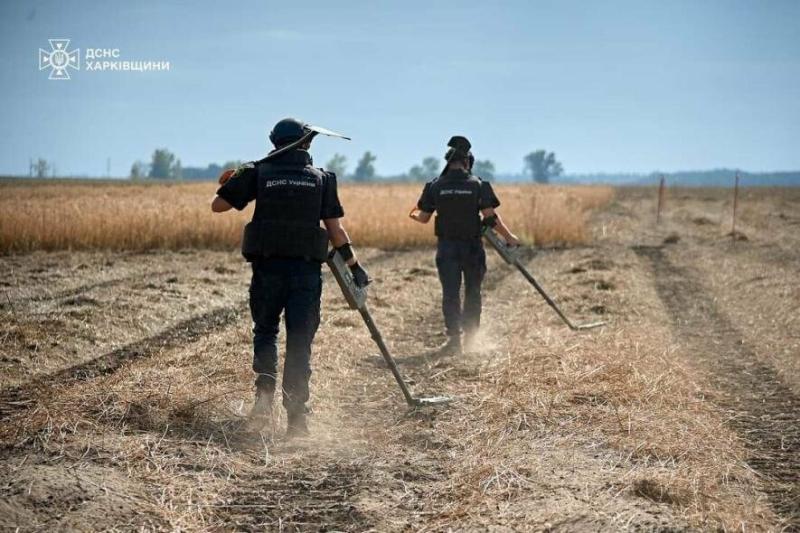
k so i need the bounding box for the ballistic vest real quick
[241,150,329,262]
[432,169,483,240]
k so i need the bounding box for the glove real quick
[349,262,371,288]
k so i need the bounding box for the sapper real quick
[326,249,452,407]
[482,227,606,331]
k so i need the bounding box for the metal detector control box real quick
[327,249,368,310]
[483,226,519,264]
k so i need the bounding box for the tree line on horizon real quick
[30,149,797,186]
[132,148,564,184]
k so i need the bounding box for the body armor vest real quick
[432,171,483,240]
[241,151,329,262]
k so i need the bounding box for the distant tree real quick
[149,148,176,179]
[422,157,440,177]
[408,164,425,182]
[130,161,146,180]
[33,158,49,178]
[472,159,496,181]
[325,153,348,178]
[353,151,377,182]
[408,156,440,182]
[524,150,563,184]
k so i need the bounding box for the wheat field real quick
[0,180,613,252]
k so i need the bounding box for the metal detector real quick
[483,227,606,331]
[255,124,351,165]
[327,250,451,407]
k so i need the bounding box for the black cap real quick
[269,118,307,147]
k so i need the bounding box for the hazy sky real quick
[1,0,798,177]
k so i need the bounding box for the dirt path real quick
[634,244,799,528]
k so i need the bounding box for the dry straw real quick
[0,181,614,252]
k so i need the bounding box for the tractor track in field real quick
[212,461,372,531]
[0,302,248,422]
[634,244,800,529]
[1,269,175,307]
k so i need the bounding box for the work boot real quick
[439,334,462,356]
[246,388,273,432]
[286,410,309,438]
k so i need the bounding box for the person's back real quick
[410,136,519,353]
[211,117,370,437]
[242,147,331,264]
[427,168,484,241]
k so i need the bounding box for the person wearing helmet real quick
[211,117,370,437]
[409,136,519,354]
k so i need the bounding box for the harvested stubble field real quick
[1,183,799,531]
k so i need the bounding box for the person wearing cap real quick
[211,118,370,437]
[409,136,519,353]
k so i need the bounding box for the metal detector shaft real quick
[483,227,605,331]
[326,249,451,407]
[511,260,604,330]
[358,306,416,405]
[254,124,351,165]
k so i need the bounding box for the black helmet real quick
[269,118,307,147]
[444,135,472,162]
